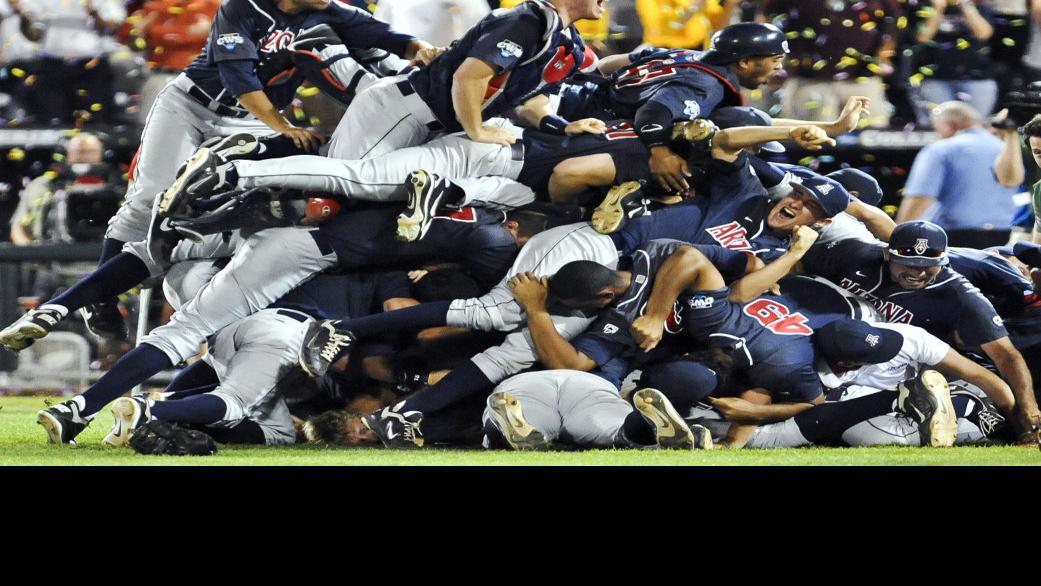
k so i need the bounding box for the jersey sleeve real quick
[468,12,543,74]
[909,327,950,367]
[324,3,416,56]
[206,0,261,63]
[635,81,722,148]
[572,311,634,367]
[691,244,749,283]
[953,278,1010,347]
[801,239,877,279]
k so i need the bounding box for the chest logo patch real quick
[497,40,524,59]
[217,33,245,51]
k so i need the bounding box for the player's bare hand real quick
[789,225,820,256]
[408,270,429,283]
[789,125,836,150]
[281,127,326,152]
[1013,408,1041,444]
[831,96,870,134]
[565,118,607,136]
[410,45,446,67]
[508,272,549,311]
[649,146,692,194]
[470,125,519,146]
[707,397,761,423]
[631,315,665,352]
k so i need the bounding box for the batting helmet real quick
[701,23,789,65]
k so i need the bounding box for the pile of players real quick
[3,0,1040,453]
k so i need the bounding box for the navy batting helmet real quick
[701,23,789,65]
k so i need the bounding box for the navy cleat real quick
[157,148,221,217]
[898,369,958,447]
[633,388,713,450]
[298,319,354,378]
[79,301,128,341]
[37,399,92,445]
[591,181,649,235]
[361,402,424,448]
[485,391,549,451]
[0,307,64,351]
[397,170,450,242]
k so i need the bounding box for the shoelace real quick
[319,331,352,362]
[976,409,1006,436]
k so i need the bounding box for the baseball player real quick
[322,0,602,160]
[800,220,1041,440]
[82,0,432,338]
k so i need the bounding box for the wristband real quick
[539,115,570,135]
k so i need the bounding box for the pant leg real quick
[557,370,632,448]
[956,79,998,119]
[326,76,435,160]
[122,231,240,280]
[453,176,536,209]
[142,227,338,363]
[470,314,595,383]
[485,371,567,442]
[746,418,814,449]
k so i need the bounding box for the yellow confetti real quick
[168,6,184,13]
[842,19,854,27]
[134,38,147,50]
[956,38,970,50]
[90,103,103,112]
[786,31,799,39]
[10,67,25,78]
[867,63,884,75]
[297,86,321,98]
[836,56,858,69]
[24,74,36,86]
[7,148,25,161]
[801,100,822,111]
[800,27,816,39]
[812,60,828,71]
[43,169,59,178]
[798,156,817,166]
[917,66,934,76]
[861,21,877,32]
[85,58,99,70]
[1002,37,1016,47]
[820,18,832,26]
[909,73,925,87]
[77,89,88,97]
[897,16,907,29]
[310,116,321,126]
[875,10,885,18]
[862,153,876,162]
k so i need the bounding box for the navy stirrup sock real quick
[151,394,227,425]
[401,360,493,415]
[48,252,151,313]
[342,300,451,339]
[97,237,125,266]
[80,344,172,416]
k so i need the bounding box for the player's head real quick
[284,0,332,12]
[767,176,848,233]
[548,260,627,310]
[505,209,551,247]
[701,23,788,89]
[1021,113,1041,169]
[930,101,981,138]
[813,319,904,373]
[709,107,785,154]
[302,411,378,445]
[826,169,883,207]
[63,133,104,165]
[551,0,608,23]
[883,221,948,289]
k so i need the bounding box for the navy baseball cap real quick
[1013,241,1041,268]
[888,221,948,267]
[827,169,883,207]
[789,175,850,218]
[708,107,785,153]
[815,319,904,365]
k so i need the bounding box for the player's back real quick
[605,47,743,118]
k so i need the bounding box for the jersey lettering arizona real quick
[743,299,812,336]
[258,29,296,53]
[705,221,751,251]
[838,278,915,324]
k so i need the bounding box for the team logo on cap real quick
[815,183,834,196]
[914,238,929,255]
[865,334,880,347]
[683,100,700,120]
[497,40,523,59]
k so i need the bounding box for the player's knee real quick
[211,392,248,425]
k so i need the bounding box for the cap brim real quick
[888,251,947,267]
[760,140,785,153]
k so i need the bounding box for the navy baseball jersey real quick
[802,240,1009,348]
[948,247,1041,349]
[408,0,590,133]
[314,205,518,288]
[273,270,411,320]
[185,0,414,110]
[572,240,749,386]
[518,120,649,193]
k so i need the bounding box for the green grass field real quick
[2,396,1039,465]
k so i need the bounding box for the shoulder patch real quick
[217,33,245,51]
[497,40,524,59]
[602,323,619,335]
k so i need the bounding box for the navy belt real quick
[276,309,310,323]
[511,141,524,161]
[186,85,250,118]
[395,79,444,132]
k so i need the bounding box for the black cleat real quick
[103,396,151,447]
[0,307,64,351]
[203,133,260,164]
[361,402,424,448]
[298,319,355,378]
[145,213,184,267]
[633,388,713,450]
[157,148,222,217]
[37,399,91,445]
[397,170,449,242]
[79,301,128,341]
[591,181,649,235]
[898,369,958,447]
[485,391,549,451]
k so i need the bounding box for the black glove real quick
[129,420,218,456]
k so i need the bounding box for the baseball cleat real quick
[592,181,648,235]
[37,399,91,446]
[485,391,549,450]
[298,319,355,378]
[0,307,64,351]
[397,170,447,242]
[158,148,219,217]
[203,133,260,164]
[898,369,958,447]
[145,213,183,267]
[103,396,151,447]
[79,301,128,341]
[361,402,424,448]
[633,388,712,450]
[671,118,719,143]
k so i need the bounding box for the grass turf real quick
[2,395,1039,465]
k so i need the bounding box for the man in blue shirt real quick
[897,101,1019,247]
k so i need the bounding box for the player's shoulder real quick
[321,0,376,22]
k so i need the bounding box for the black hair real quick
[548,260,625,301]
[413,268,485,302]
[1023,114,1041,139]
[505,209,549,239]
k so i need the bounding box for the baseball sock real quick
[151,394,227,425]
[46,252,151,315]
[97,237,125,266]
[793,391,897,445]
[620,411,655,446]
[341,300,451,339]
[1013,241,1041,268]
[80,343,172,416]
[400,360,493,415]
[256,135,309,160]
[165,360,220,396]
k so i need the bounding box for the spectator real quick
[374,0,489,48]
[985,0,1030,97]
[4,0,127,125]
[1013,113,1041,243]
[1022,0,1041,81]
[897,101,1020,247]
[123,0,219,123]
[758,0,899,127]
[910,0,998,126]
[635,0,735,50]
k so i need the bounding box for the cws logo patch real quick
[602,324,619,335]
[217,33,245,51]
[497,40,523,59]
[706,222,752,251]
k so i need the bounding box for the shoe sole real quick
[158,148,214,215]
[103,398,141,447]
[690,424,714,450]
[486,392,548,451]
[210,133,258,162]
[37,410,69,445]
[396,170,440,242]
[592,181,643,235]
[0,321,48,351]
[919,370,958,447]
[634,388,697,450]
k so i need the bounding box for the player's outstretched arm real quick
[772,96,871,136]
[237,90,325,151]
[845,199,895,241]
[728,226,819,303]
[711,125,835,162]
[979,337,1041,441]
[935,347,1016,417]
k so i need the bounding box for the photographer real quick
[992,95,1041,244]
